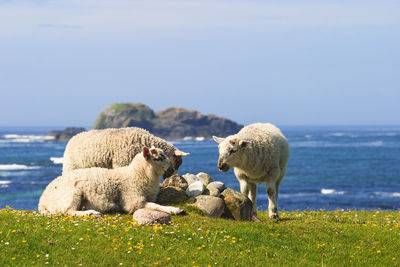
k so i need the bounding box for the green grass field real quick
[0,206,399,266]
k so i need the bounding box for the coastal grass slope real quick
[0,206,399,266]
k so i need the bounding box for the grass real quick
[0,205,399,266]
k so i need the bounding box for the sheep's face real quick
[213,136,249,172]
[143,147,173,175]
[164,149,190,179]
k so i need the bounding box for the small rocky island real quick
[93,103,243,139]
[46,127,86,142]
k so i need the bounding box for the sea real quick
[1,126,399,212]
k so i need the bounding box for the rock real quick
[207,181,226,192]
[221,188,253,221]
[193,195,225,218]
[132,208,171,225]
[206,187,220,197]
[93,103,243,139]
[46,127,86,142]
[186,181,205,197]
[94,103,156,130]
[157,186,189,204]
[182,173,199,185]
[161,174,188,190]
[196,172,213,186]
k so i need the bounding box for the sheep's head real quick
[143,147,173,176]
[164,148,190,179]
[213,136,249,172]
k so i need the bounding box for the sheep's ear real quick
[143,147,150,160]
[174,149,190,157]
[213,136,225,144]
[239,140,249,149]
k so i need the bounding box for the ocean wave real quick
[328,132,346,137]
[0,164,40,170]
[1,134,54,143]
[291,141,385,148]
[0,180,11,188]
[50,157,63,164]
[321,188,346,195]
[373,192,400,198]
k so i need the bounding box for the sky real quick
[0,0,399,127]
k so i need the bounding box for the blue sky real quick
[0,0,399,127]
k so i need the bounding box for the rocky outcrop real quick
[46,127,86,142]
[156,172,253,221]
[93,103,243,139]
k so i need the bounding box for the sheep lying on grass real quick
[39,147,184,217]
[213,123,289,219]
[62,127,189,178]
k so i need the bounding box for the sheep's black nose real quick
[163,167,175,179]
[218,162,229,172]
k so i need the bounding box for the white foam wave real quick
[0,164,40,170]
[50,157,63,164]
[321,188,346,195]
[374,192,400,198]
[0,180,11,188]
[291,141,385,148]
[328,132,346,137]
[195,137,205,141]
[1,134,54,143]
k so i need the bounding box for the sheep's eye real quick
[228,149,236,155]
[153,154,166,161]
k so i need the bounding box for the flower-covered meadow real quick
[0,206,399,266]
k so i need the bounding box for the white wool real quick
[38,148,183,216]
[214,123,289,219]
[62,127,187,176]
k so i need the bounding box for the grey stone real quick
[196,172,214,186]
[207,181,226,192]
[186,181,205,197]
[193,195,225,218]
[206,187,220,197]
[157,186,189,204]
[221,187,253,221]
[161,174,188,190]
[182,173,199,185]
[132,208,171,225]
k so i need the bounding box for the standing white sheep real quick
[213,123,289,219]
[38,147,184,217]
[62,127,189,178]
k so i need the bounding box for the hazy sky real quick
[1,0,399,127]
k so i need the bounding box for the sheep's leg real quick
[275,166,287,207]
[266,181,279,219]
[144,202,184,215]
[65,190,102,217]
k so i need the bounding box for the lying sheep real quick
[213,123,289,219]
[39,147,184,217]
[62,127,189,178]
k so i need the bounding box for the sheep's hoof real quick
[83,210,102,217]
[170,207,185,215]
[269,213,279,219]
[252,216,261,223]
